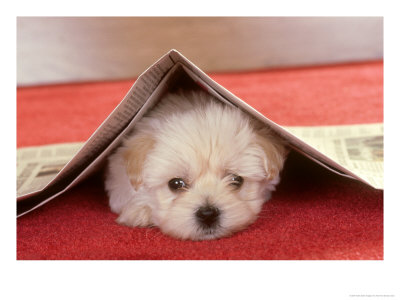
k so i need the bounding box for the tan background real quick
[17,17,383,86]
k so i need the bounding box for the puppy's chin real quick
[160,224,230,241]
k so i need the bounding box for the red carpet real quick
[17,61,383,260]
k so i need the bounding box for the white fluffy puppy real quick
[105,91,287,240]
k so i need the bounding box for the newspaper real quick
[17,142,84,198]
[16,49,383,217]
[284,123,383,189]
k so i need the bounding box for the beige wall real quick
[17,17,383,86]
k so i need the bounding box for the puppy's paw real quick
[116,204,152,227]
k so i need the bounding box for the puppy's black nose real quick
[195,205,220,227]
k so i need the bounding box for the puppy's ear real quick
[254,129,288,181]
[123,133,155,190]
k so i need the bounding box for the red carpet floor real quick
[17,61,383,260]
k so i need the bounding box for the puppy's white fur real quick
[105,91,287,240]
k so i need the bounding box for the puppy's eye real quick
[229,174,243,188]
[168,178,187,191]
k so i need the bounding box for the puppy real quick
[105,90,287,240]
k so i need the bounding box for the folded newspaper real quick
[17,49,383,217]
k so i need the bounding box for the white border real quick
[5,2,399,300]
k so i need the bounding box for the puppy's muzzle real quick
[195,205,220,228]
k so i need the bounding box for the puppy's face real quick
[146,158,273,240]
[122,103,286,240]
